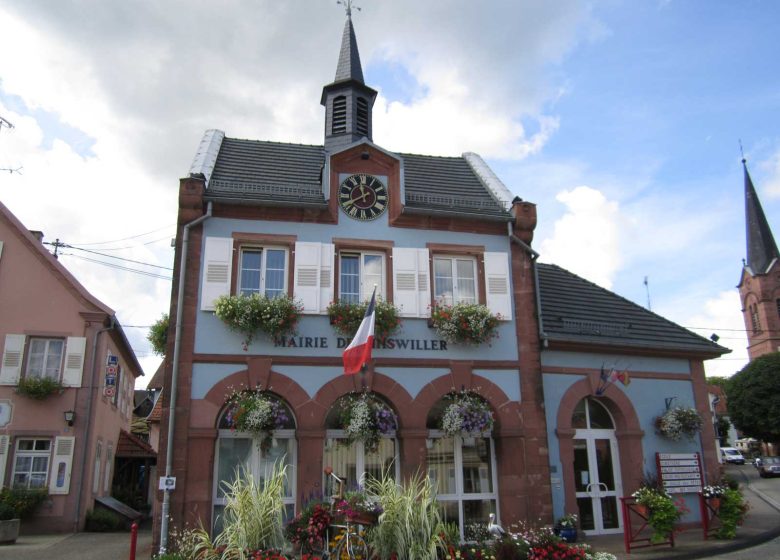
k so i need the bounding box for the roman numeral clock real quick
[338,174,388,221]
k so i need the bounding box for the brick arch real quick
[555,373,645,517]
[410,371,520,434]
[201,367,312,430]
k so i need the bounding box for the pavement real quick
[0,469,776,560]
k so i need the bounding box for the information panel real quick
[656,452,703,494]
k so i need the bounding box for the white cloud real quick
[539,186,623,289]
[761,147,780,198]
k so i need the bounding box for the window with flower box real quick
[212,397,297,533]
[239,247,288,298]
[433,256,478,306]
[0,334,86,387]
[339,252,385,303]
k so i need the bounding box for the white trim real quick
[189,129,225,186]
[237,245,290,298]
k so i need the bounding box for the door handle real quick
[598,482,609,492]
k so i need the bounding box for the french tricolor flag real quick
[343,288,376,375]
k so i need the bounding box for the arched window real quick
[750,304,762,334]
[356,97,369,136]
[212,392,296,533]
[426,394,498,542]
[571,398,614,430]
[332,96,347,134]
[323,393,398,496]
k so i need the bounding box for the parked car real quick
[756,456,780,478]
[720,447,746,465]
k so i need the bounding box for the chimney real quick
[510,198,537,244]
[29,230,44,242]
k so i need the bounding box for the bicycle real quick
[322,470,372,560]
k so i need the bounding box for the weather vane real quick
[337,0,360,17]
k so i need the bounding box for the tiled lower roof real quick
[206,137,510,219]
[537,263,728,356]
[116,429,156,459]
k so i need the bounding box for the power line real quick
[45,242,173,270]
[60,252,172,280]
[74,235,173,252]
[69,224,175,246]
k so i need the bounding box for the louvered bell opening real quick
[332,96,347,134]
[356,97,369,136]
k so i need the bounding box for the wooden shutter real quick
[392,248,431,318]
[61,337,86,387]
[319,243,335,313]
[294,242,333,314]
[0,334,25,385]
[484,252,512,320]
[49,436,75,495]
[200,237,234,311]
[0,435,8,488]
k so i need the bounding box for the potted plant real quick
[284,500,333,553]
[15,376,64,400]
[223,390,291,450]
[327,298,401,342]
[337,392,397,453]
[631,486,684,544]
[654,406,703,441]
[714,487,749,539]
[554,513,578,542]
[0,502,18,544]
[702,484,726,510]
[430,302,501,345]
[214,294,302,350]
[439,390,494,437]
[333,491,383,525]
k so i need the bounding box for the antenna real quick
[337,0,360,17]
[644,276,652,311]
[739,139,745,162]
[0,116,14,131]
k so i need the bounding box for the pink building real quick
[0,200,144,532]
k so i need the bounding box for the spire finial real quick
[337,0,360,18]
[739,139,746,164]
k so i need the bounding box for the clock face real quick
[338,174,388,221]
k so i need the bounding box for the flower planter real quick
[634,504,649,518]
[346,512,378,526]
[0,519,20,544]
[709,497,721,510]
[558,526,577,543]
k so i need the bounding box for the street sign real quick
[107,355,118,366]
[104,387,116,398]
[656,452,703,494]
[159,476,176,491]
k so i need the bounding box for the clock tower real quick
[321,7,378,152]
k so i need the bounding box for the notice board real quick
[656,452,703,494]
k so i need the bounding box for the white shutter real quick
[0,334,25,385]
[49,436,75,495]
[61,337,87,387]
[319,243,335,313]
[200,237,234,311]
[392,248,431,318]
[484,252,512,320]
[0,435,8,488]
[294,242,324,313]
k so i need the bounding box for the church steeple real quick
[321,7,377,152]
[743,159,779,275]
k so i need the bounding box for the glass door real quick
[573,430,622,534]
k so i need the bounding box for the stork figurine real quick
[488,513,505,539]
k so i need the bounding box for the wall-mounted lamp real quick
[63,410,75,427]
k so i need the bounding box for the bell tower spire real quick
[738,158,780,360]
[321,2,377,152]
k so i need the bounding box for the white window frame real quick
[104,443,113,493]
[338,251,386,303]
[25,337,65,381]
[12,438,52,489]
[426,431,499,542]
[433,256,478,306]
[93,440,102,494]
[212,428,297,531]
[238,246,289,298]
[323,429,400,497]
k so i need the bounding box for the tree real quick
[147,313,169,357]
[715,415,731,446]
[726,352,780,444]
[706,376,730,389]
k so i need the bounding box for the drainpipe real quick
[73,316,115,531]
[508,225,547,346]
[159,201,212,553]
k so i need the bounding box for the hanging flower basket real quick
[654,406,703,441]
[327,298,401,341]
[337,392,396,453]
[214,294,303,350]
[223,389,291,450]
[439,390,494,437]
[430,302,500,345]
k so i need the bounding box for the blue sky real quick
[1,1,778,380]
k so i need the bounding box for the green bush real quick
[15,376,64,400]
[716,488,749,539]
[0,487,47,518]
[147,313,169,356]
[0,502,16,521]
[85,508,125,532]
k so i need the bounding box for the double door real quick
[572,429,623,534]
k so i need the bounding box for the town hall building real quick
[156,11,726,545]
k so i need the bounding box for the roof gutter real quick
[159,201,212,553]
[73,316,115,531]
[509,229,548,348]
[402,206,512,222]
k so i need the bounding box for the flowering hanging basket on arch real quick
[654,406,703,441]
[336,392,397,453]
[439,390,495,437]
[223,389,291,450]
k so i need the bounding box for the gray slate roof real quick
[743,160,779,275]
[334,16,364,84]
[206,137,510,218]
[537,263,728,357]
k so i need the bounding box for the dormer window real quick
[356,97,369,136]
[332,96,347,134]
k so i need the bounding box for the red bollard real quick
[129,521,138,560]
